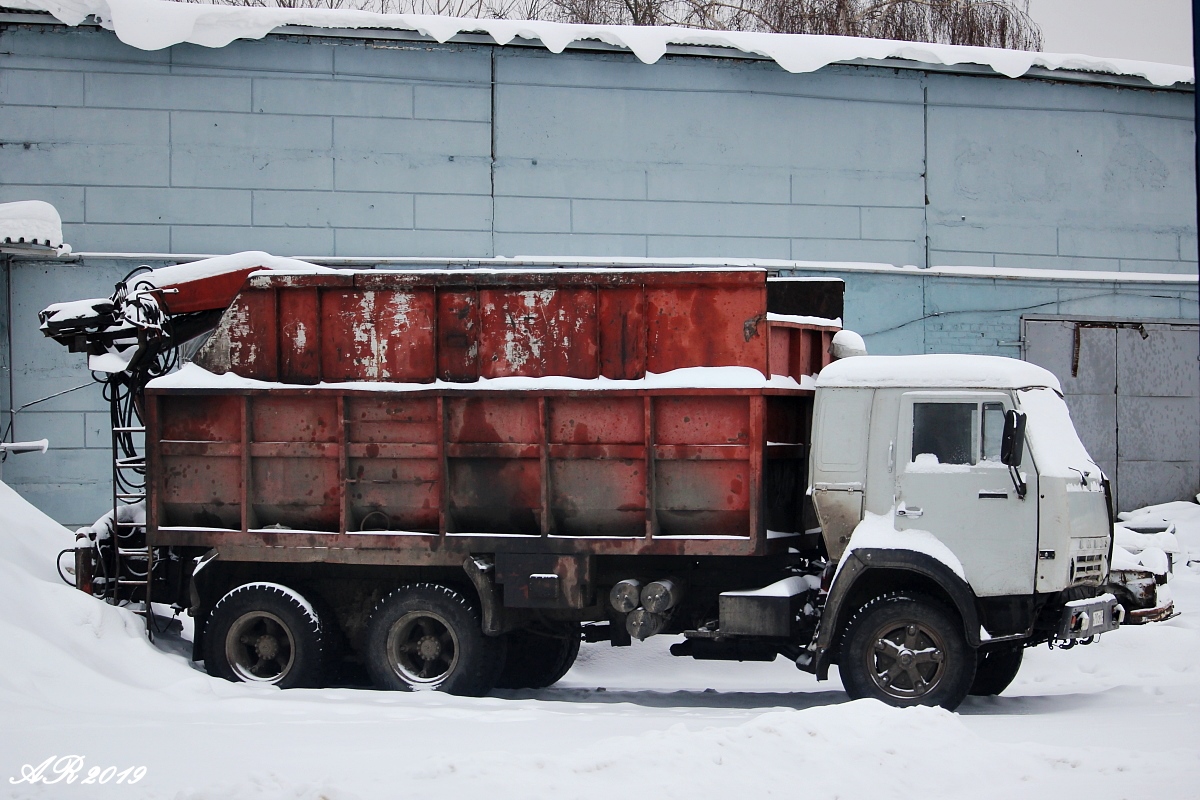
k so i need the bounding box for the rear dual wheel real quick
[496,622,582,690]
[203,582,325,689]
[365,583,504,696]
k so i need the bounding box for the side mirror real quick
[1000,410,1026,467]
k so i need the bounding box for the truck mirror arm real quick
[1008,465,1027,500]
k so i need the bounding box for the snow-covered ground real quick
[2,481,1197,800]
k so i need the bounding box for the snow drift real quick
[1,481,1198,799]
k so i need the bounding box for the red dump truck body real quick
[146,268,840,565]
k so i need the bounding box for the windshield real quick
[1016,387,1104,482]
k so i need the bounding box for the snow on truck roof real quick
[816,354,1061,391]
[7,0,1192,87]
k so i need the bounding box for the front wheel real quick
[969,642,1024,696]
[365,583,504,696]
[839,593,975,710]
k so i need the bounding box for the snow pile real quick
[0,482,1198,798]
[1119,499,1200,564]
[7,0,1193,85]
[0,200,70,254]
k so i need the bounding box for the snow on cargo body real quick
[41,252,1122,708]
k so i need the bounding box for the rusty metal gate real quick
[1023,316,1200,512]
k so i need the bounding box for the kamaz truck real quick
[40,252,1121,709]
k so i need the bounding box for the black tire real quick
[496,622,582,689]
[365,583,505,696]
[203,582,324,688]
[969,642,1024,696]
[839,593,975,710]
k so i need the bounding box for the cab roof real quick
[816,354,1062,391]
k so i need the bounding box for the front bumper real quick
[1057,593,1122,640]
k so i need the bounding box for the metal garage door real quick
[1023,317,1199,513]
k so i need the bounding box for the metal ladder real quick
[110,424,154,638]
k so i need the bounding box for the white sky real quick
[1030,0,1193,66]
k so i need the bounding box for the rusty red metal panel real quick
[348,457,440,533]
[159,395,241,442]
[820,330,835,371]
[212,289,278,380]
[346,397,438,443]
[645,284,767,375]
[252,396,339,443]
[158,266,259,316]
[376,289,436,382]
[550,458,646,537]
[653,395,751,445]
[548,396,643,444]
[448,458,541,534]
[250,456,341,531]
[159,454,242,529]
[278,287,321,385]
[477,287,599,379]
[655,460,751,536]
[768,325,790,379]
[599,286,646,380]
[436,289,480,382]
[447,396,540,443]
[319,289,436,382]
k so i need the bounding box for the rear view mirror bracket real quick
[1001,410,1027,499]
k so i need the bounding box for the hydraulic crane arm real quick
[39,251,330,375]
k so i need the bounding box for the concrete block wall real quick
[3,24,1194,269]
[0,28,496,257]
[925,76,1197,274]
[490,51,928,263]
[1,21,1197,523]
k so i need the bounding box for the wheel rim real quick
[385,611,460,688]
[225,610,295,684]
[863,619,946,700]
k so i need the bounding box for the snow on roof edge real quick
[61,252,1200,285]
[5,0,1192,87]
[0,200,70,254]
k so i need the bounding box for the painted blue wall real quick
[1,21,1196,523]
[2,23,1195,270]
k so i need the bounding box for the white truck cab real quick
[806,355,1120,707]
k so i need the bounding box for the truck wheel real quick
[969,642,1024,696]
[365,583,504,696]
[839,593,975,710]
[203,582,324,688]
[496,622,582,689]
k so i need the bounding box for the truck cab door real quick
[893,392,1038,597]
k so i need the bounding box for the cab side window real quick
[912,403,975,465]
[980,402,1005,463]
